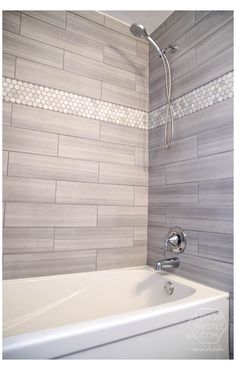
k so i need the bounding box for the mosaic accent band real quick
[2,71,233,131]
[149,71,234,129]
[2,77,149,130]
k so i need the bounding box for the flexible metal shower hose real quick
[160,53,174,149]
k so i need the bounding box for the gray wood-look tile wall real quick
[148,11,233,358]
[2,9,234,358]
[2,10,149,279]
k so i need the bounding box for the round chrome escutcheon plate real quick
[164,281,174,295]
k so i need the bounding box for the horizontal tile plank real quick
[22,11,66,28]
[134,226,147,248]
[149,183,198,205]
[102,82,148,111]
[136,41,149,61]
[55,227,133,251]
[136,74,149,94]
[199,232,233,263]
[195,11,210,23]
[165,11,186,28]
[3,151,8,175]
[3,102,12,126]
[148,226,168,248]
[3,228,54,254]
[149,165,166,186]
[98,206,148,227]
[198,124,233,157]
[150,136,197,166]
[8,152,98,183]
[66,12,137,56]
[3,53,16,78]
[3,250,96,279]
[3,11,21,33]
[170,252,233,293]
[72,11,105,25]
[21,14,103,61]
[166,151,233,184]
[135,147,148,167]
[64,51,136,91]
[196,20,233,65]
[166,205,233,234]
[3,30,64,68]
[12,104,100,140]
[56,181,134,205]
[59,135,134,165]
[99,163,148,186]
[104,46,148,77]
[16,58,101,99]
[148,205,166,226]
[97,247,147,270]
[5,203,97,227]
[3,126,58,156]
[100,122,148,148]
[134,187,148,206]
[3,176,56,203]
[199,178,233,206]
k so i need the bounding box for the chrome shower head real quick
[130,23,148,39]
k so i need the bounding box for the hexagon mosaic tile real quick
[2,71,233,131]
[2,77,149,130]
[149,71,234,129]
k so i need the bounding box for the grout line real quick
[197,181,199,204]
[9,103,13,126]
[2,199,149,208]
[14,56,17,78]
[65,11,67,30]
[57,135,60,156]
[3,202,7,227]
[95,249,98,271]
[132,226,135,248]
[52,227,55,252]
[6,151,10,176]
[54,180,57,203]
[98,162,100,183]
[100,81,103,100]
[19,12,22,34]
[196,134,199,158]
[4,172,149,189]
[197,231,199,256]
[62,50,65,69]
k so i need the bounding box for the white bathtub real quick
[3,266,229,359]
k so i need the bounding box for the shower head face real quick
[130,23,148,39]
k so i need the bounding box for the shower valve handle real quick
[165,227,187,254]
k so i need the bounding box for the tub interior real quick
[3,269,195,337]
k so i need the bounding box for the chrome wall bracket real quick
[160,44,179,55]
[165,226,187,254]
